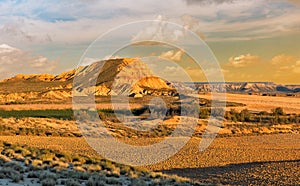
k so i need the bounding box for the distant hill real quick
[193,82,300,94]
[0,58,299,104]
[0,58,175,104]
[72,58,175,97]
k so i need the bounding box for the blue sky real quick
[0,0,300,83]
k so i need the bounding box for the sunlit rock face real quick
[74,58,175,97]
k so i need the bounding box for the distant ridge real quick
[186,82,275,85]
[0,58,299,104]
[188,82,300,94]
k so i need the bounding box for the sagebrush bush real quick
[39,171,57,180]
[105,177,122,185]
[66,179,82,186]
[41,178,56,186]
[32,159,43,167]
[0,142,199,186]
[0,167,23,183]
[40,152,56,161]
[0,154,11,163]
[27,171,41,178]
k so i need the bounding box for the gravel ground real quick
[163,160,300,185]
[0,134,299,185]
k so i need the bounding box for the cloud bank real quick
[0,44,57,80]
[228,54,260,68]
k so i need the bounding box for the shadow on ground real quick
[162,160,300,185]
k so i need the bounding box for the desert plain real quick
[0,58,299,185]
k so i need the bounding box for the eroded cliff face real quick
[72,58,176,98]
[195,82,300,94]
[0,58,176,103]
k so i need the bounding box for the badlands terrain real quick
[0,58,299,185]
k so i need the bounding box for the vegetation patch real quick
[0,142,199,185]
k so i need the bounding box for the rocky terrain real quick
[194,82,300,95]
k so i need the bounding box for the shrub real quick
[87,164,101,172]
[211,108,225,118]
[3,161,23,172]
[0,154,11,163]
[40,153,56,161]
[240,109,251,122]
[87,175,106,186]
[105,177,121,185]
[199,108,209,119]
[11,171,22,183]
[0,167,23,183]
[66,179,82,186]
[27,171,41,178]
[272,107,285,116]
[4,149,15,157]
[130,179,147,186]
[32,159,43,167]
[41,178,56,186]
[39,171,57,180]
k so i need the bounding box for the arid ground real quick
[0,92,299,185]
[0,134,299,185]
[199,93,300,114]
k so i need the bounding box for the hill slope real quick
[0,58,175,103]
[0,58,299,104]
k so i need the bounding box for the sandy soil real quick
[199,93,300,114]
[1,135,299,168]
[0,134,299,184]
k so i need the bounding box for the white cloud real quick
[292,60,300,73]
[0,44,57,80]
[1,0,300,45]
[184,0,237,5]
[271,54,294,65]
[277,59,300,74]
[228,54,260,67]
[81,57,101,66]
[181,15,205,40]
[160,66,193,82]
[159,50,184,62]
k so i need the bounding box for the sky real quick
[0,0,300,84]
